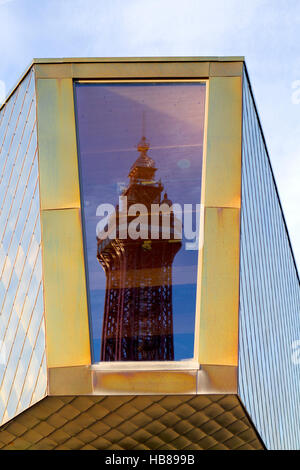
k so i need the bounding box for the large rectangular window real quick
[75,81,206,362]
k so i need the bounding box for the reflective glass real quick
[75,82,206,362]
[0,69,46,426]
[6,389,18,421]
[30,353,47,406]
[239,71,300,449]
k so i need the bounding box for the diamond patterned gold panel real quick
[0,69,47,426]
[0,395,263,450]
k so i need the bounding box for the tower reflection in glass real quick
[97,135,181,361]
[75,82,206,362]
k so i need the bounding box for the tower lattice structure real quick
[97,135,181,361]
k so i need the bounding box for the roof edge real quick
[0,57,245,111]
[32,56,245,64]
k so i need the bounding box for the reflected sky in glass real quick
[75,82,206,362]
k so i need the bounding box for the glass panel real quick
[239,71,300,449]
[75,81,206,362]
[0,69,46,426]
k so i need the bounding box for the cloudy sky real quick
[0,0,299,267]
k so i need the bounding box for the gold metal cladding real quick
[209,62,243,77]
[2,57,244,110]
[48,366,92,395]
[33,56,245,63]
[93,370,197,395]
[197,365,238,394]
[193,75,242,367]
[35,64,73,80]
[35,75,91,370]
[48,367,198,396]
[41,209,91,368]
[36,78,81,210]
[33,59,243,378]
[0,394,264,450]
[34,59,243,81]
[204,76,242,208]
[47,364,237,396]
[197,208,240,366]
[35,62,210,80]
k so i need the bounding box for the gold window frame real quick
[74,77,207,368]
[31,58,243,395]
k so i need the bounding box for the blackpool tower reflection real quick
[97,134,181,361]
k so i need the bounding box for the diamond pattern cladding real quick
[0,395,263,450]
[0,69,47,426]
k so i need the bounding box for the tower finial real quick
[129,113,155,177]
[142,110,145,137]
[137,135,150,154]
[137,111,149,154]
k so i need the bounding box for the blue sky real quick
[0,0,299,267]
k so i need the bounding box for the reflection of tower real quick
[97,135,181,361]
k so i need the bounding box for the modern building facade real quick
[0,57,298,450]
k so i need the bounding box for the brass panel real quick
[0,394,264,450]
[209,62,243,77]
[48,365,237,396]
[204,76,242,208]
[34,57,245,64]
[197,208,240,366]
[197,365,237,394]
[33,60,242,381]
[35,61,210,80]
[36,78,81,210]
[72,61,210,79]
[41,209,91,367]
[48,367,93,395]
[92,370,197,395]
[35,63,72,79]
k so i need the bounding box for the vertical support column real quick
[35,76,91,368]
[195,76,243,366]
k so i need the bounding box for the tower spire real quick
[137,111,150,156]
[128,113,156,180]
[142,110,145,138]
